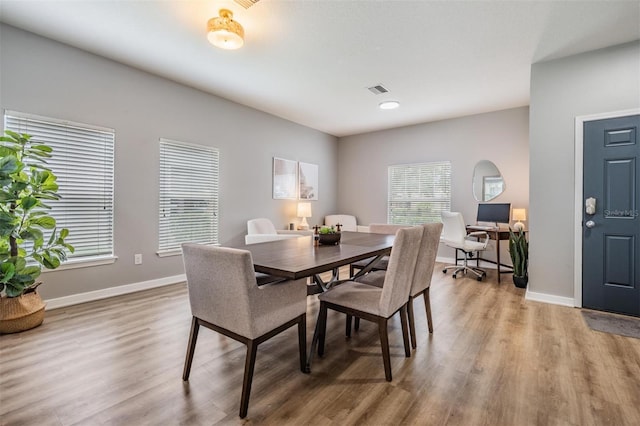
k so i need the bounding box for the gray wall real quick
[0,25,338,300]
[337,107,530,264]
[529,41,640,299]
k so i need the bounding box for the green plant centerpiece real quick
[316,225,341,245]
[0,130,73,333]
[508,228,528,288]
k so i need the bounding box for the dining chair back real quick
[378,226,424,317]
[410,223,444,298]
[405,222,443,346]
[181,243,307,418]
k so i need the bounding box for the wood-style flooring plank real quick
[2,265,640,425]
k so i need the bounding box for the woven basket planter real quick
[0,291,46,334]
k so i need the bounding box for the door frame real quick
[573,108,640,307]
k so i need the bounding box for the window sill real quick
[156,249,182,258]
[41,255,118,272]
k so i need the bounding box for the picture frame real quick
[272,157,298,199]
[298,161,318,200]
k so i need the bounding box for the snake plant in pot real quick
[0,130,73,334]
[508,228,528,288]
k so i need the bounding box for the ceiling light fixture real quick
[379,101,400,110]
[207,9,244,50]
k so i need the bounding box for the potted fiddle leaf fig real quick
[508,228,528,288]
[0,130,73,334]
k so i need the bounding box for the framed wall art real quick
[272,157,298,199]
[298,161,318,200]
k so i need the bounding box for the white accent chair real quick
[324,214,368,232]
[245,218,312,245]
[181,243,307,418]
[440,211,489,281]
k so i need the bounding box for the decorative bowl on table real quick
[317,226,341,245]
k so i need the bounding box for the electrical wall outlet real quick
[134,254,142,265]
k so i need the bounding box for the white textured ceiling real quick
[1,0,639,137]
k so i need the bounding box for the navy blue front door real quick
[582,114,640,316]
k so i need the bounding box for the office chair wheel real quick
[442,269,447,274]
[452,274,457,279]
[477,276,483,281]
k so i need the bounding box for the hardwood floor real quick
[1,265,639,425]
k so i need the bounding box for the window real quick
[388,161,451,225]
[4,111,115,264]
[158,139,219,254]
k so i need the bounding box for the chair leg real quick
[182,317,200,381]
[239,340,258,418]
[345,314,352,338]
[377,317,392,381]
[298,314,307,372]
[318,302,328,357]
[407,299,417,349]
[399,305,411,357]
[354,317,360,331]
[424,288,433,333]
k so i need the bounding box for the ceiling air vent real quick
[367,84,389,95]
[233,0,260,9]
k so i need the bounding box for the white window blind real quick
[4,111,115,261]
[159,139,219,253]
[388,161,452,225]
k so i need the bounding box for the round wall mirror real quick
[473,160,505,202]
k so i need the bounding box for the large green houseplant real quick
[508,228,528,288]
[0,130,73,333]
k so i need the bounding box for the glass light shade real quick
[379,101,400,110]
[207,9,244,50]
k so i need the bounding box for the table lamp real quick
[512,208,527,231]
[297,202,312,230]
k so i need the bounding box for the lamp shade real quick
[297,202,312,218]
[512,208,527,221]
[207,9,244,50]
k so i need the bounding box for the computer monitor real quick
[477,203,511,225]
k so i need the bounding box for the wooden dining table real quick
[226,231,396,372]
[227,231,395,291]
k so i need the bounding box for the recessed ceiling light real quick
[379,101,400,110]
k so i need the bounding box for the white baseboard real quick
[44,274,186,310]
[525,289,575,307]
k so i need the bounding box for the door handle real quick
[585,220,596,229]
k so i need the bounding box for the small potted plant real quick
[0,130,73,334]
[316,225,341,246]
[508,228,528,288]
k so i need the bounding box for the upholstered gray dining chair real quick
[181,243,307,418]
[314,226,423,381]
[356,223,443,348]
[349,223,411,276]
